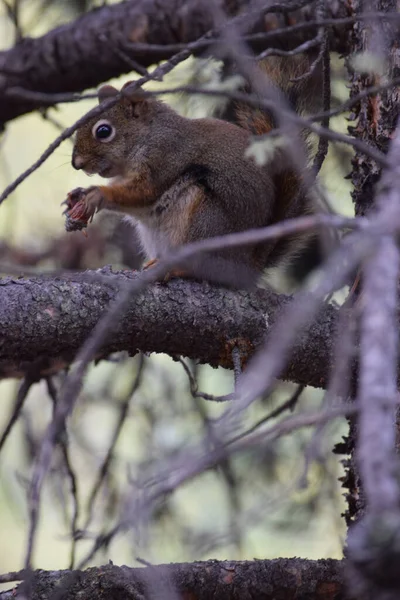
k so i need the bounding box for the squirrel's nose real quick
[72,154,85,170]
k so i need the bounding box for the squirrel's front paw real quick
[64,186,104,232]
[61,187,86,214]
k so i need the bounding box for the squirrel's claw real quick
[61,186,86,216]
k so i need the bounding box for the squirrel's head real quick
[72,81,164,178]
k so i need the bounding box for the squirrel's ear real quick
[121,81,148,100]
[98,85,119,104]
[121,81,150,118]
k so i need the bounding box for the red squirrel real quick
[64,55,321,288]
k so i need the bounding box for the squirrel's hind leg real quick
[142,258,191,283]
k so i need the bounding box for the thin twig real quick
[312,3,330,174]
[46,376,80,570]
[178,358,234,402]
[232,347,242,391]
[0,377,34,453]
[98,32,149,76]
[228,384,305,446]
[257,36,320,60]
[84,354,145,529]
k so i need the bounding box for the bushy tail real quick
[221,53,322,136]
[221,53,324,279]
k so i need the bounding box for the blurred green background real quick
[0,1,353,574]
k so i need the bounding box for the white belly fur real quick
[121,178,199,260]
[123,215,171,259]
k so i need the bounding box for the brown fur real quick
[226,54,323,135]
[235,108,275,135]
[98,172,157,209]
[168,186,206,247]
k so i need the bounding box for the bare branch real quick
[0,559,348,600]
[0,269,337,387]
[0,376,34,451]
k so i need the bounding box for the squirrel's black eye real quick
[96,124,112,139]
[91,119,116,143]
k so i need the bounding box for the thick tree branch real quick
[2,559,350,600]
[0,270,339,387]
[0,0,351,125]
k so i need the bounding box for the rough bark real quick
[348,0,400,218]
[0,0,351,125]
[3,559,352,600]
[338,0,400,528]
[0,269,339,385]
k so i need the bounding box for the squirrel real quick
[64,54,322,288]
